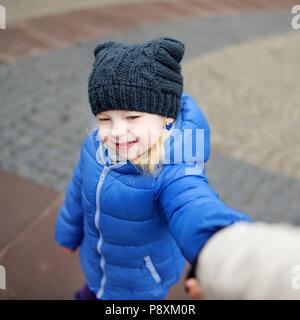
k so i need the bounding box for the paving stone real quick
[0,170,58,252]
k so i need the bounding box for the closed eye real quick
[127,116,141,120]
[98,116,141,121]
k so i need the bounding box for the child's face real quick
[96,110,174,161]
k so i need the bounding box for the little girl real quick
[54,36,252,300]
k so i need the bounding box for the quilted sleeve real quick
[54,145,84,250]
[155,164,253,264]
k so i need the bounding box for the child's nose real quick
[110,122,128,141]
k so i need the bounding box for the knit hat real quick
[88,37,185,120]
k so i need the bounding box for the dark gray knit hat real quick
[88,37,185,119]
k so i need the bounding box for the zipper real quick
[143,255,162,284]
[94,166,110,299]
[94,162,127,299]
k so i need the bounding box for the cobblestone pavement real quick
[1,0,158,22]
[185,31,300,224]
[0,0,299,299]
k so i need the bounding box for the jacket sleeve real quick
[155,164,253,264]
[54,145,84,250]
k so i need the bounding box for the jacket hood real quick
[93,92,210,172]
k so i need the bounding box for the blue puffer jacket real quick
[55,92,252,300]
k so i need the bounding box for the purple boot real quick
[74,284,99,300]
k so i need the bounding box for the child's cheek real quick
[98,130,110,144]
[135,138,148,154]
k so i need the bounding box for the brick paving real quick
[0,0,295,63]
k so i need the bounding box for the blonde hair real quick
[130,123,175,177]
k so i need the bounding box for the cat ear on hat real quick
[155,37,185,70]
[93,41,117,58]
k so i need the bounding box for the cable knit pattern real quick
[88,37,185,119]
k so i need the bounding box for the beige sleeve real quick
[196,221,300,299]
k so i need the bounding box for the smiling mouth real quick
[116,140,138,150]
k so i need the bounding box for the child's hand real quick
[63,247,76,253]
[184,277,203,299]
